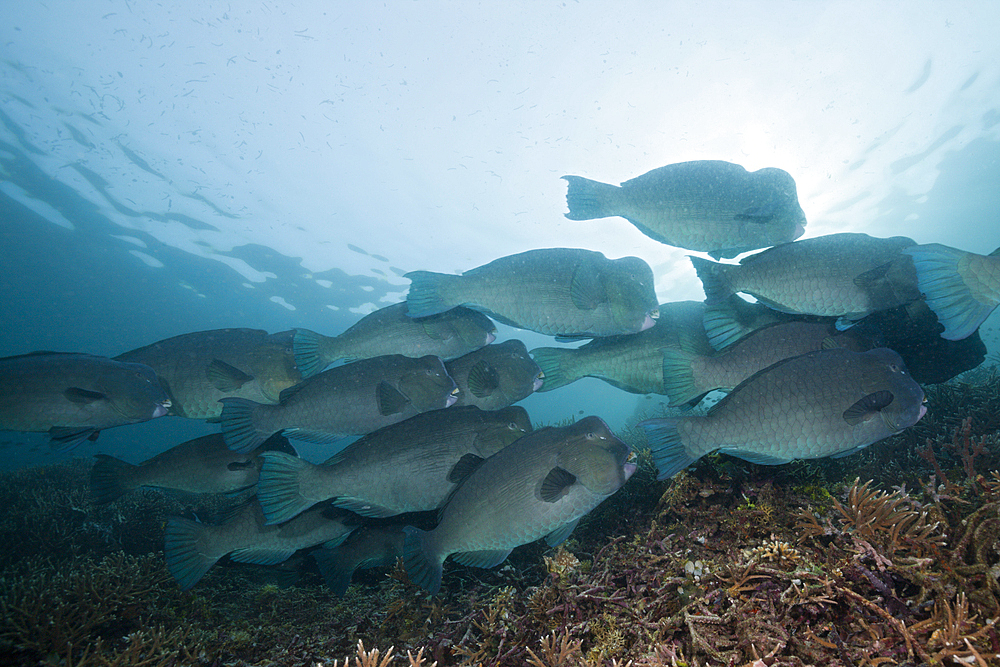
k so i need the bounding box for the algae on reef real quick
[2,366,1000,665]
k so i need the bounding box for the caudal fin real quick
[638,418,699,481]
[402,527,444,595]
[529,347,578,392]
[220,398,272,453]
[312,546,357,597]
[163,517,218,591]
[405,271,455,319]
[660,348,702,407]
[256,451,321,525]
[293,328,335,378]
[89,454,138,505]
[903,244,1000,341]
[562,175,621,220]
[689,256,736,304]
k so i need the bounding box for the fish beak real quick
[446,387,460,407]
[533,373,544,392]
[152,400,171,418]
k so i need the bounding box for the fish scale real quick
[641,347,926,480]
[691,233,921,325]
[405,248,658,338]
[403,416,636,594]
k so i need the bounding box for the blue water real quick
[2,3,1000,470]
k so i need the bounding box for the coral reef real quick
[2,366,1000,665]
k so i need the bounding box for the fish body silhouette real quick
[530,301,712,394]
[115,328,302,419]
[640,347,926,480]
[220,354,458,453]
[293,303,496,378]
[89,433,296,505]
[563,160,806,259]
[405,248,659,338]
[445,340,543,410]
[691,233,921,329]
[255,405,531,524]
[0,352,170,448]
[403,416,635,594]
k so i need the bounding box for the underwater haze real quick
[3,2,1000,470]
[7,2,1000,666]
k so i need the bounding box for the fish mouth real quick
[533,374,544,392]
[639,312,657,331]
[792,223,806,240]
[152,400,172,418]
[881,403,927,432]
[445,388,460,407]
[623,462,638,480]
[485,331,497,345]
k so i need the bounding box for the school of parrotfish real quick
[2,159,998,595]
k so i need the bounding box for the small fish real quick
[403,416,636,594]
[661,321,870,406]
[313,525,405,596]
[115,328,302,420]
[691,233,922,329]
[220,354,459,453]
[405,248,659,337]
[89,433,297,506]
[563,160,807,259]
[445,340,543,410]
[530,301,714,394]
[902,243,1000,341]
[163,500,356,591]
[255,405,531,524]
[640,347,926,481]
[0,352,170,449]
[293,303,497,378]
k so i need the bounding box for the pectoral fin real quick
[734,201,778,222]
[853,262,892,288]
[467,360,500,398]
[843,390,894,425]
[540,466,577,502]
[447,453,486,484]
[570,265,604,310]
[376,381,410,416]
[64,387,107,404]
[207,360,254,392]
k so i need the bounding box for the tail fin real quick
[89,454,138,505]
[562,175,621,220]
[402,527,444,595]
[220,398,272,453]
[404,271,454,319]
[163,517,218,591]
[293,328,335,378]
[660,348,702,407]
[903,244,1000,341]
[256,451,322,525]
[702,300,752,351]
[689,256,735,304]
[529,347,578,392]
[313,546,358,597]
[638,418,699,481]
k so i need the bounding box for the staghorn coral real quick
[4,377,1000,666]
